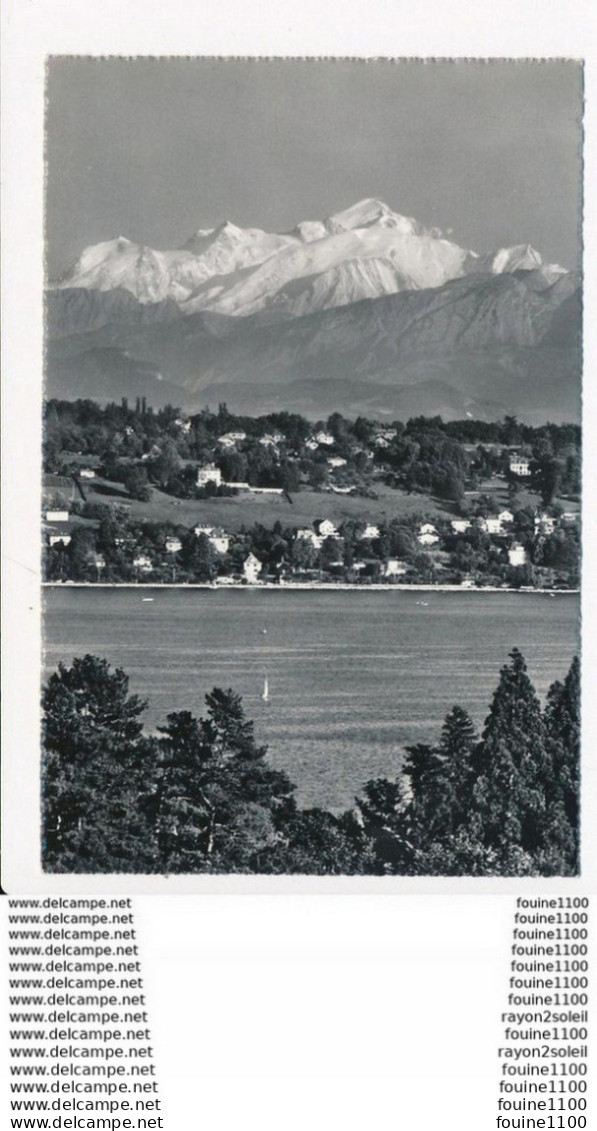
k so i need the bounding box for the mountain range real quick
[46,198,581,422]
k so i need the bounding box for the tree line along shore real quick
[43,402,580,590]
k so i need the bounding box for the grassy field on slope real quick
[83,477,463,531]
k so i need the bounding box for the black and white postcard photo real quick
[37,57,582,881]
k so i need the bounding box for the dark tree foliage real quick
[42,651,580,877]
[179,531,216,581]
[121,465,151,502]
[261,808,375,875]
[42,656,158,873]
[372,651,580,877]
[387,708,482,876]
[543,655,580,872]
[472,649,551,868]
[355,777,412,873]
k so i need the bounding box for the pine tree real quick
[154,710,215,869]
[355,777,411,873]
[472,649,550,872]
[156,690,296,873]
[402,741,445,850]
[42,656,158,873]
[542,656,580,873]
[396,709,480,874]
[434,706,478,835]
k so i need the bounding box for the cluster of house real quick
[66,423,402,503]
[124,523,234,576]
[217,429,285,450]
[418,515,527,568]
[295,520,406,579]
[45,504,269,583]
[45,491,579,583]
[296,518,379,547]
[193,441,547,498]
[304,430,335,451]
[417,507,577,568]
[126,525,232,569]
[217,427,325,453]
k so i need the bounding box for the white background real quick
[2,3,597,1126]
[1,894,595,1130]
[136,895,510,1130]
[1,0,596,893]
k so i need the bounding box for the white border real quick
[2,0,595,893]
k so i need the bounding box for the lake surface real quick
[43,588,580,811]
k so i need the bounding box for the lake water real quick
[43,588,580,811]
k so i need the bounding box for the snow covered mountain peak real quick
[54,199,569,318]
[327,198,424,236]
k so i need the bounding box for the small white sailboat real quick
[261,675,269,702]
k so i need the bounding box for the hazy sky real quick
[46,58,583,278]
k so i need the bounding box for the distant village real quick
[43,400,581,589]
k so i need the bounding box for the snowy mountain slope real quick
[47,198,579,423]
[182,220,296,270]
[53,198,567,319]
[260,257,418,319]
[178,225,471,316]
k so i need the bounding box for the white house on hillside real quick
[218,431,246,447]
[384,559,408,578]
[418,522,439,546]
[165,537,182,554]
[480,516,504,535]
[259,432,284,447]
[315,519,339,539]
[451,519,471,534]
[243,553,262,584]
[509,456,531,477]
[508,543,527,567]
[46,510,70,523]
[192,523,229,553]
[359,524,381,540]
[197,464,222,487]
[79,468,96,480]
[535,513,556,535]
[314,431,334,446]
[296,528,323,549]
[133,555,153,573]
[209,530,230,554]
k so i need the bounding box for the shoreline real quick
[42,581,579,595]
